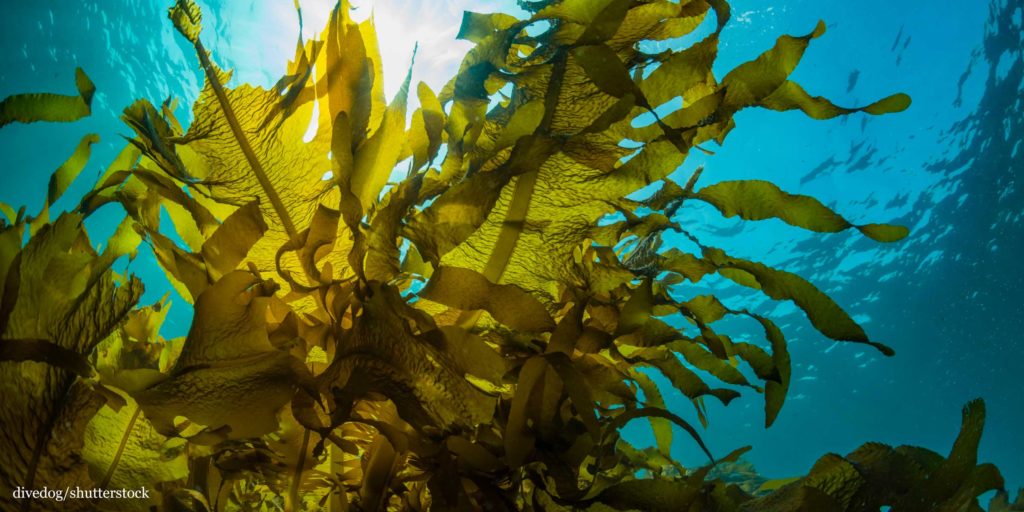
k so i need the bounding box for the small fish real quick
[846,69,860,93]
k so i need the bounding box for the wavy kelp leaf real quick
[199,199,268,279]
[46,134,101,209]
[421,265,555,332]
[0,213,141,509]
[616,278,655,335]
[276,202,345,293]
[572,44,645,103]
[577,0,633,45]
[406,82,446,172]
[630,370,673,459]
[693,180,909,242]
[675,341,752,388]
[0,232,21,337]
[645,355,741,407]
[0,68,95,128]
[718,21,827,113]
[750,315,791,428]
[428,3,901,315]
[504,355,545,468]
[683,294,730,324]
[29,133,101,233]
[639,36,719,108]
[458,11,519,44]
[102,216,145,264]
[660,248,717,283]
[704,247,895,354]
[493,99,545,150]
[350,54,413,208]
[145,230,209,303]
[116,99,193,185]
[761,80,911,119]
[134,271,311,440]
[416,61,604,301]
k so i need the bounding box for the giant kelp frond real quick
[0,0,1008,510]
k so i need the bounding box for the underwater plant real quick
[0,0,1013,510]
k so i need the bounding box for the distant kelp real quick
[568,400,1005,511]
[0,0,1012,510]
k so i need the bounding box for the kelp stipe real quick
[0,0,1013,510]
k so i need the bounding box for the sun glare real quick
[217,0,513,109]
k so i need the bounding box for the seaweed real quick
[0,0,1011,510]
[0,68,95,129]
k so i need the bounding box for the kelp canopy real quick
[0,0,1015,510]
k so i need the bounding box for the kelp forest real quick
[0,0,1020,510]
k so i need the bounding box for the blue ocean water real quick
[1,0,1020,498]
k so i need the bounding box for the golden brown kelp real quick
[0,0,1013,510]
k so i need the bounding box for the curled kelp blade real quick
[0,67,95,128]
